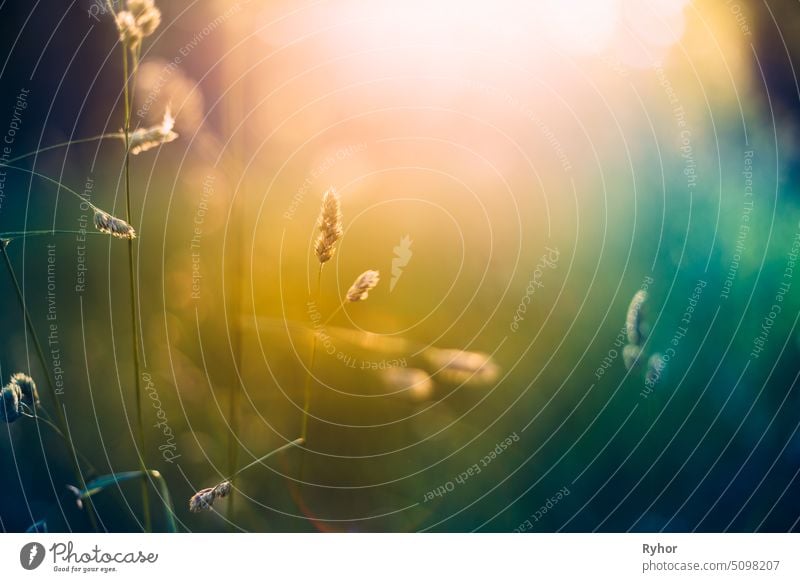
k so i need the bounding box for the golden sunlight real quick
[256,0,690,69]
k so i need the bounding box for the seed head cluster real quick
[114,0,161,51]
[1,373,38,423]
[314,188,343,264]
[346,270,380,302]
[189,480,233,512]
[94,209,137,239]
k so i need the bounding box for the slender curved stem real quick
[300,338,318,444]
[0,243,99,531]
[0,230,106,241]
[227,437,305,483]
[226,366,241,522]
[300,265,324,442]
[321,301,345,327]
[3,134,124,165]
[192,438,304,517]
[299,265,324,480]
[0,163,99,210]
[222,29,248,526]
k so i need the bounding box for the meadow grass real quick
[0,0,509,532]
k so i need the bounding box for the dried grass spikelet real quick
[10,373,38,408]
[424,348,500,386]
[189,480,233,512]
[128,108,178,155]
[645,353,665,388]
[314,188,343,264]
[114,0,161,49]
[1,382,22,424]
[625,290,648,346]
[127,0,161,36]
[214,480,232,497]
[188,487,215,512]
[347,270,380,302]
[622,344,643,371]
[115,11,141,48]
[383,368,434,401]
[94,208,137,239]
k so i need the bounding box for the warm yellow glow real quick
[539,0,621,56]
[258,0,690,69]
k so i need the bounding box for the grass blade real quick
[71,470,177,532]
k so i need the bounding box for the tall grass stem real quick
[121,36,152,534]
[299,265,324,479]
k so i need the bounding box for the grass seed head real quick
[625,290,648,345]
[11,373,38,408]
[189,480,233,512]
[383,368,434,401]
[188,487,217,512]
[213,481,232,498]
[94,208,137,239]
[115,1,161,49]
[622,344,643,371]
[115,11,142,49]
[127,0,161,36]
[129,108,178,155]
[346,270,380,302]
[425,348,500,386]
[1,382,22,423]
[645,352,665,388]
[314,188,343,264]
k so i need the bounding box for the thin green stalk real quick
[0,243,99,531]
[226,377,240,520]
[223,35,247,525]
[226,189,243,523]
[121,40,152,533]
[300,338,318,443]
[300,264,324,442]
[226,185,243,524]
[299,265,324,479]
